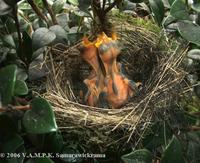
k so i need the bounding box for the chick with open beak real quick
[96,32,141,108]
[80,37,105,106]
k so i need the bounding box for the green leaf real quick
[162,15,177,27]
[4,0,20,7]
[0,65,16,106]
[142,122,172,150]
[0,0,13,15]
[21,31,33,63]
[2,34,16,48]
[0,114,17,135]
[186,132,200,161]
[129,0,144,3]
[67,32,83,44]
[168,0,175,6]
[6,145,25,163]
[14,80,28,96]
[178,21,200,46]
[191,0,200,12]
[0,47,9,64]
[26,158,54,163]
[17,31,33,64]
[187,49,200,61]
[1,137,25,163]
[56,13,70,31]
[161,135,185,163]
[23,97,57,134]
[170,0,191,20]
[49,25,67,44]
[3,17,17,33]
[52,0,65,13]
[43,131,64,152]
[16,67,28,81]
[121,149,153,163]
[32,47,46,60]
[56,13,69,31]
[78,0,91,11]
[1,134,24,153]
[149,0,165,26]
[68,12,82,27]
[32,27,56,51]
[68,0,78,5]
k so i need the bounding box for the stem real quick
[184,126,200,131]
[0,105,30,112]
[102,0,106,11]
[163,121,167,146]
[18,12,34,34]
[42,0,58,25]
[27,0,50,26]
[104,0,122,13]
[191,111,200,116]
[12,6,22,50]
[92,0,105,33]
[92,0,103,17]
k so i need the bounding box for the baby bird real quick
[97,33,140,108]
[81,37,105,106]
[81,37,100,75]
[97,34,121,95]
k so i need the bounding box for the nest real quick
[44,18,187,155]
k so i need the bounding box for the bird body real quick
[80,32,141,108]
[81,37,106,106]
[106,74,130,108]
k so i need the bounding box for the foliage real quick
[149,0,164,26]
[121,149,153,163]
[0,65,60,162]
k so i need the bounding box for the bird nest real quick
[44,19,187,154]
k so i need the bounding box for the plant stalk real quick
[0,105,30,112]
[27,0,50,26]
[12,6,22,49]
[42,0,58,25]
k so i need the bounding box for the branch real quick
[12,6,22,50]
[27,0,50,26]
[104,0,122,13]
[0,105,30,112]
[92,0,102,15]
[42,0,58,25]
[102,0,106,11]
[191,111,200,116]
[184,126,200,132]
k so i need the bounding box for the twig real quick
[42,0,58,25]
[92,0,103,18]
[191,111,200,116]
[12,6,22,50]
[27,0,50,26]
[104,0,122,13]
[0,105,30,112]
[184,126,200,131]
[102,0,106,11]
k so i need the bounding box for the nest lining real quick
[44,21,187,150]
